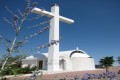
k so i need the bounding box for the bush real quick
[18,66,32,74]
[0,77,7,80]
[0,65,38,76]
[0,63,2,68]
[0,67,13,76]
[31,66,38,71]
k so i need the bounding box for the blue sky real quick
[0,0,120,65]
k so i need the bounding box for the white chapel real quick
[21,4,95,71]
[22,48,95,71]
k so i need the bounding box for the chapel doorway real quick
[39,61,43,69]
[59,59,65,70]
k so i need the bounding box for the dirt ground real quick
[5,67,120,80]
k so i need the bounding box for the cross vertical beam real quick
[48,4,60,71]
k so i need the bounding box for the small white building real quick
[22,48,95,71]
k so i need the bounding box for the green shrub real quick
[0,65,38,76]
[31,66,38,71]
[19,66,32,74]
[0,67,13,76]
[0,77,7,80]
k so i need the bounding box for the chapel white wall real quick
[21,59,38,68]
[71,57,95,71]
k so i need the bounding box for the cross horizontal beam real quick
[31,7,74,24]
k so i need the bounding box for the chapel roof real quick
[25,53,47,59]
[40,47,90,58]
[25,47,90,59]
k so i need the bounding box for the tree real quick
[1,1,38,70]
[99,56,115,72]
[0,0,59,71]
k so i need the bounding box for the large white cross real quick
[32,4,74,71]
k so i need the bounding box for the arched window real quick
[69,50,84,58]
